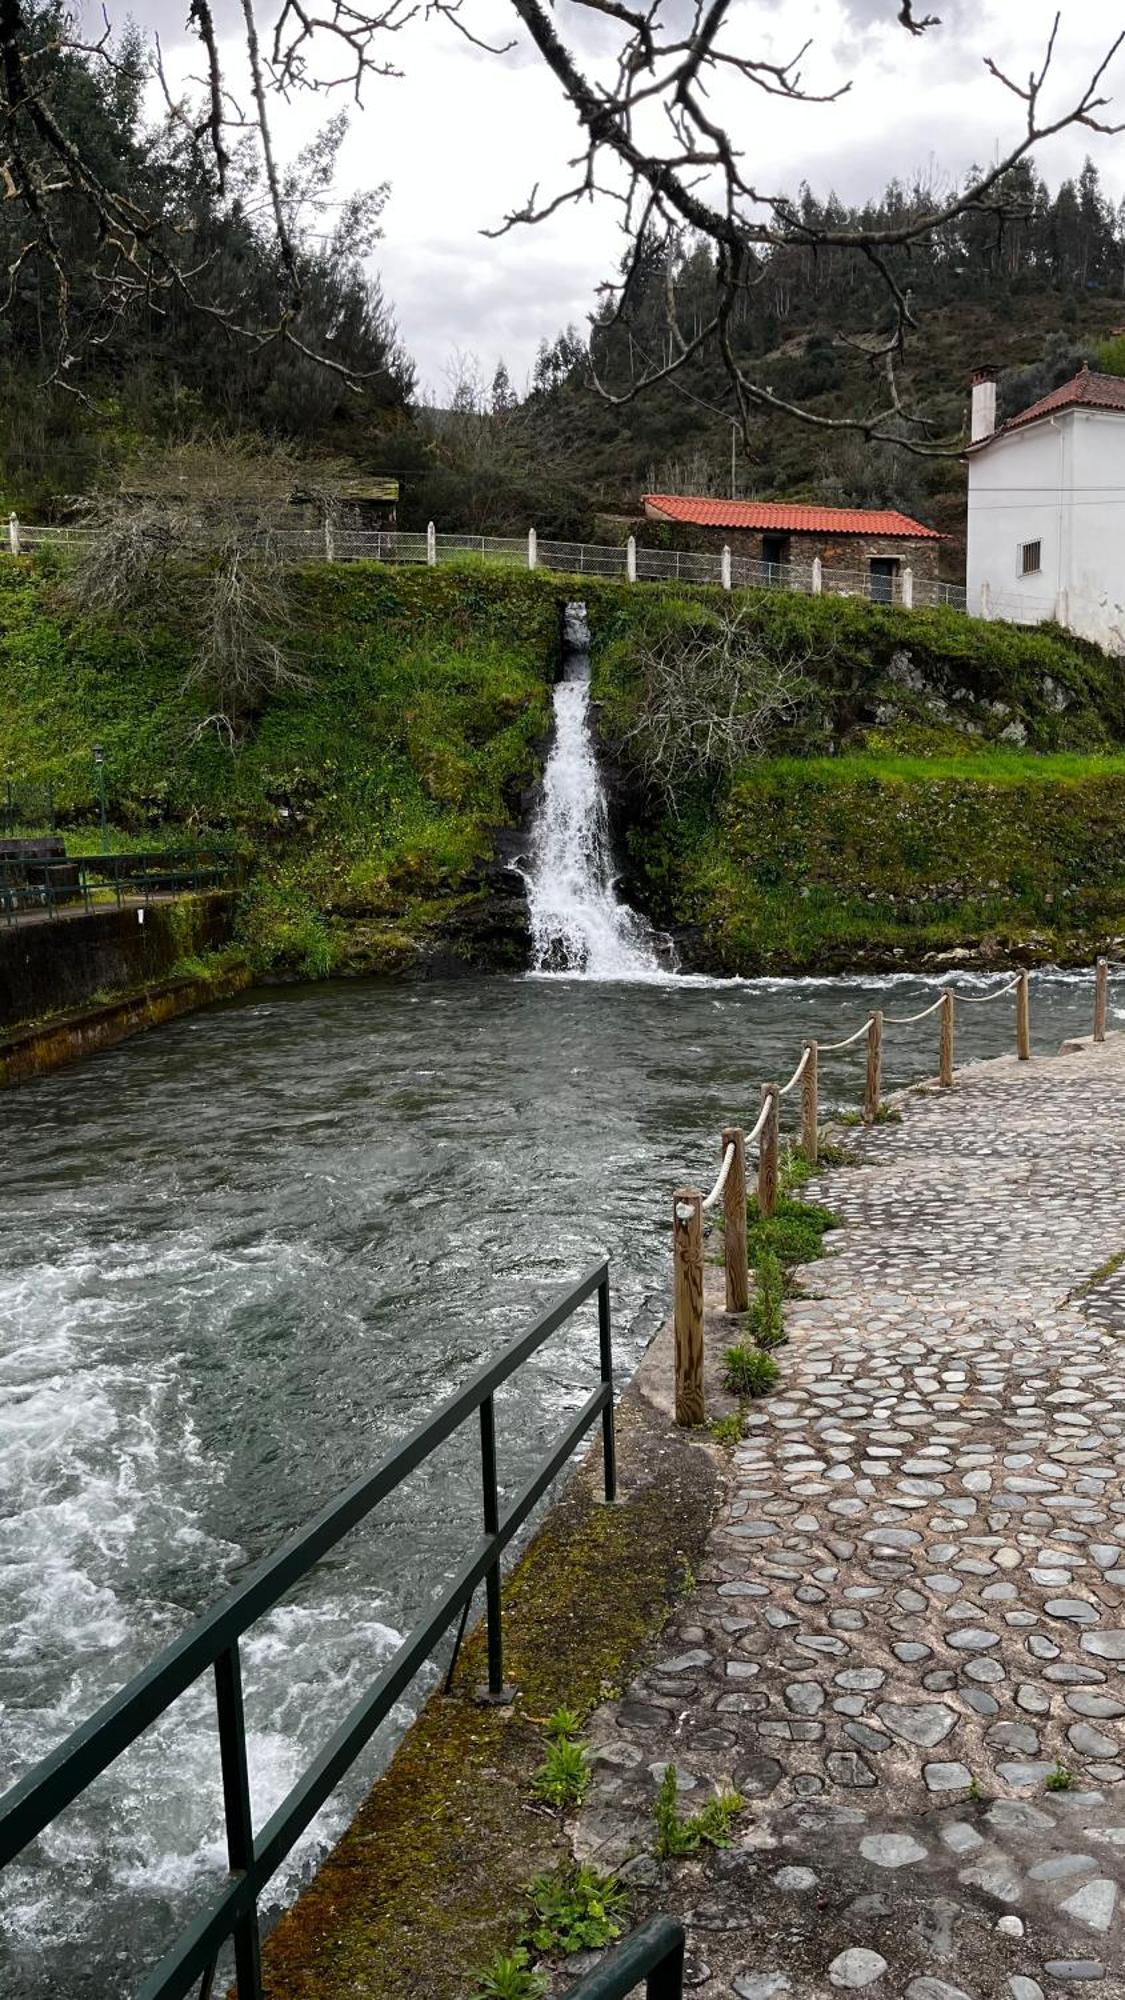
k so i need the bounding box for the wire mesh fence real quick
[5,517,973,613]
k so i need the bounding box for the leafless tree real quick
[3,1,1123,449]
[623,604,816,805]
[65,439,349,737]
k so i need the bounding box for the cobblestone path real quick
[573,1037,1125,2000]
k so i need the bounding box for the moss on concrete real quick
[260,1364,719,2000]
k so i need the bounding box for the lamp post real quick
[93,742,108,855]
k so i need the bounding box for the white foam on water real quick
[0,1233,405,1982]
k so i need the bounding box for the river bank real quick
[0,970,1113,1998]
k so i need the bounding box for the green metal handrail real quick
[0,1260,617,2000]
[563,1917,685,1999]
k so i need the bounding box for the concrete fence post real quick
[939,990,955,1087]
[528,527,537,571]
[8,513,19,556]
[1095,957,1109,1043]
[426,521,437,567]
[801,1041,818,1165]
[721,544,732,592]
[811,556,823,596]
[672,1189,705,1426]
[626,534,637,583]
[721,1126,749,1314]
[1016,971,1031,1061]
[324,515,335,562]
[863,1010,883,1124]
[979,579,991,620]
[758,1085,779,1220]
[902,566,914,610]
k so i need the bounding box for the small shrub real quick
[654,1764,743,1858]
[747,1193,839,1268]
[815,1137,860,1167]
[749,1246,786,1348]
[723,1343,779,1398]
[533,1735,590,1808]
[709,1410,745,1445]
[468,1948,548,2000]
[545,1706,582,1741]
[1046,1761,1075,1793]
[522,1864,629,1956]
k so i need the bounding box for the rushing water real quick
[525,604,669,978]
[0,967,1110,1996]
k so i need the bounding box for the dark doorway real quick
[869,556,898,604]
[761,533,791,584]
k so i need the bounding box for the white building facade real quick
[965,365,1125,654]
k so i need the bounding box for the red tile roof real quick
[642,494,940,538]
[972,365,1125,448]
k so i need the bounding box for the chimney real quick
[970,366,999,444]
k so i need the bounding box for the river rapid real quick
[0,966,1110,1996]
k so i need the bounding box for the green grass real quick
[747,1193,840,1267]
[653,1766,743,1858]
[722,1343,779,1398]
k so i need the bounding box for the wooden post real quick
[801,1041,818,1166]
[758,1086,779,1220]
[673,1189,705,1426]
[863,1010,883,1123]
[1016,971,1031,1061]
[1095,957,1108,1043]
[721,1127,748,1314]
[939,990,955,1087]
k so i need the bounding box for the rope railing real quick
[669,957,1114,1425]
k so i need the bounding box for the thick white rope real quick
[701,1140,736,1213]
[954,974,1022,1006]
[777,1044,811,1098]
[883,994,947,1027]
[818,1017,873,1055]
[747,1096,772,1145]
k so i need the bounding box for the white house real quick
[965,363,1125,653]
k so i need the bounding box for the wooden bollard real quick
[757,1086,779,1220]
[1095,957,1108,1043]
[801,1040,819,1166]
[672,1188,704,1426]
[1016,971,1031,1061]
[863,1010,883,1124]
[939,990,955,1088]
[721,1126,749,1314]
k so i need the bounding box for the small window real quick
[1020,539,1042,577]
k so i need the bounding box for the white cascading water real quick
[526,603,672,980]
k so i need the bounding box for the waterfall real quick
[525,604,673,980]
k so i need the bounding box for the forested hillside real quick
[8,7,1125,552]
[522,161,1125,557]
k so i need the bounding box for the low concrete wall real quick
[0,960,253,1087]
[0,892,237,1031]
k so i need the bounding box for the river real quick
[0,966,1108,1996]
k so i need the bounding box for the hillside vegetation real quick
[4,558,1125,980]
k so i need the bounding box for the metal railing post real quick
[939,990,955,1086]
[597,1271,617,1502]
[1016,971,1031,1061]
[672,1189,704,1426]
[477,1395,512,1702]
[1095,957,1108,1043]
[863,1010,883,1122]
[721,1126,748,1313]
[213,1643,263,2000]
[801,1041,818,1165]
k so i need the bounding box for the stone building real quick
[641,495,941,600]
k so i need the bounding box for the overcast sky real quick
[149,0,1125,392]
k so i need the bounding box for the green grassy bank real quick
[3,555,1125,980]
[588,588,1125,973]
